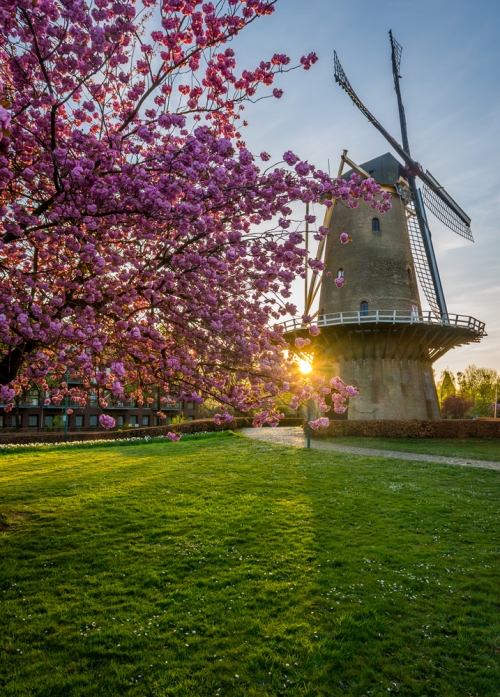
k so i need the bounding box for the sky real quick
[225,0,500,377]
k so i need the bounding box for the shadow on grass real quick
[0,435,498,696]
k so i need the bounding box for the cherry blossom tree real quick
[0,0,390,427]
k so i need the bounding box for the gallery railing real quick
[280,310,486,336]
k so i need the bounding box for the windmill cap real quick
[343,152,405,186]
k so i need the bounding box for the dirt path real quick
[239,427,500,472]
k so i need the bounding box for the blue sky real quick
[229,0,500,376]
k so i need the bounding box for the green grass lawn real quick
[323,436,500,462]
[1,432,499,697]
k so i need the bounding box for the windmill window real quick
[360,301,369,316]
[371,218,380,232]
[407,268,412,282]
[337,268,344,278]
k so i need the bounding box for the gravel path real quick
[239,427,500,472]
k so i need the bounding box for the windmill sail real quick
[422,171,473,241]
[398,185,441,316]
[334,51,473,240]
[389,31,411,155]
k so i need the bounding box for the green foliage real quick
[198,398,225,418]
[1,435,499,695]
[456,365,498,416]
[436,369,456,403]
[437,365,499,417]
[45,413,64,430]
[170,413,186,424]
[272,391,301,417]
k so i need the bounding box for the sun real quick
[297,357,312,375]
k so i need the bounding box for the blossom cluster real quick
[0,0,388,426]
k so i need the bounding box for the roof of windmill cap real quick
[343,152,406,186]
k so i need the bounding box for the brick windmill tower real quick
[284,32,486,420]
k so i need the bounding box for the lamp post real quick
[495,380,498,419]
[306,399,311,449]
[63,369,69,441]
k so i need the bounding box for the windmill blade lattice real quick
[335,50,473,241]
[398,186,441,316]
[390,32,403,80]
[334,52,377,125]
[422,171,474,241]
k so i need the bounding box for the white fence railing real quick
[280,310,486,335]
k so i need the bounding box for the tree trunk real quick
[0,343,36,386]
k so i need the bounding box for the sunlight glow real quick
[297,358,312,375]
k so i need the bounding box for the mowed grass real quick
[323,436,500,462]
[0,433,499,697]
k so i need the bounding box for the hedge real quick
[306,419,500,439]
[0,416,303,446]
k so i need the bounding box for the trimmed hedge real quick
[307,419,500,439]
[0,416,303,446]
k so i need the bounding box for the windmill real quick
[286,32,486,421]
[332,30,472,318]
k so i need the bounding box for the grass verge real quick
[1,431,499,696]
[323,436,500,462]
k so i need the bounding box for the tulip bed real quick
[1,432,499,696]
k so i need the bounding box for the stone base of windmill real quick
[315,357,440,421]
[285,311,486,422]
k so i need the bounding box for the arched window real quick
[372,218,380,232]
[337,268,344,278]
[360,301,369,317]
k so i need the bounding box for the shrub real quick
[442,395,474,419]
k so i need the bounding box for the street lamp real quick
[306,399,311,449]
[63,369,69,441]
[298,356,313,449]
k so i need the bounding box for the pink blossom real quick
[0,0,383,423]
[272,88,283,99]
[0,105,11,131]
[340,233,351,244]
[283,150,299,166]
[294,337,311,348]
[309,325,320,336]
[99,414,116,430]
[300,52,318,71]
[309,416,329,430]
[214,412,233,424]
[330,377,345,391]
[334,277,345,288]
[66,408,73,415]
[0,385,15,402]
[167,432,181,442]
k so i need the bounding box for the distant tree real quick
[456,365,498,417]
[441,395,474,419]
[436,369,456,406]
